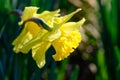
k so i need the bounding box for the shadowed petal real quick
[54,8,81,24]
[32,42,51,68]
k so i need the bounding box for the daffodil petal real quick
[12,21,42,53]
[36,9,60,27]
[13,32,33,53]
[20,22,61,53]
[25,21,41,36]
[60,18,85,33]
[19,7,39,25]
[36,9,60,21]
[12,27,33,53]
[32,42,51,68]
[12,27,27,46]
[42,22,61,42]
[54,8,81,24]
[19,29,47,53]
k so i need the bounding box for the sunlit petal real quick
[19,7,39,25]
[36,9,60,23]
[25,21,41,36]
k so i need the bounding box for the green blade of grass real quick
[70,65,79,80]
[96,49,108,80]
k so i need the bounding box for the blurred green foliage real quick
[0,0,119,80]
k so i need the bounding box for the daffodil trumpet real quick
[12,6,85,68]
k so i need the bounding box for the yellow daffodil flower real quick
[12,6,85,68]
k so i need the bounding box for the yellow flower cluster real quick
[12,7,85,68]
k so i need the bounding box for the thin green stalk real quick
[96,49,108,80]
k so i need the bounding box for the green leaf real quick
[70,65,79,80]
[97,49,108,80]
